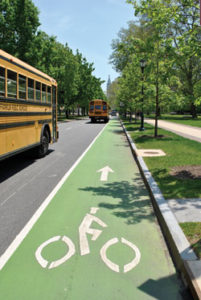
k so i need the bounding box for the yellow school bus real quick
[0,49,58,161]
[89,99,109,123]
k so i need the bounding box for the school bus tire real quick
[37,130,49,158]
[31,128,50,158]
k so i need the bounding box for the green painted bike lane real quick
[0,119,183,300]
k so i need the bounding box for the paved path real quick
[0,119,186,299]
[167,198,201,222]
[145,119,201,143]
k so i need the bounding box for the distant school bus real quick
[0,49,58,161]
[89,99,109,123]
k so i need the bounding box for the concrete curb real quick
[120,120,201,299]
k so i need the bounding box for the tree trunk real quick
[154,59,159,138]
[134,109,137,124]
[129,111,132,123]
[191,102,197,119]
[187,60,197,119]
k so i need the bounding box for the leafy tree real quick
[107,78,119,110]
[127,0,177,136]
[110,21,147,73]
[26,31,57,72]
[0,0,105,118]
[168,0,201,118]
[127,0,201,119]
[0,0,40,61]
[74,51,105,114]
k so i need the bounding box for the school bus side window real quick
[42,84,46,102]
[36,81,41,101]
[7,70,17,98]
[47,86,51,102]
[0,67,5,97]
[19,74,26,99]
[28,78,34,100]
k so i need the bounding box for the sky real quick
[31,0,135,91]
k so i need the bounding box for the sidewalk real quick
[145,119,201,143]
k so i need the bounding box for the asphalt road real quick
[0,118,106,256]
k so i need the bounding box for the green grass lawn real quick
[57,113,88,122]
[180,223,201,259]
[124,119,201,258]
[146,114,201,127]
[124,120,201,199]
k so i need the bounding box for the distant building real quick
[106,75,111,98]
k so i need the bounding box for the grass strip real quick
[146,114,201,127]
[180,223,201,259]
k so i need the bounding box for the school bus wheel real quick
[37,130,49,158]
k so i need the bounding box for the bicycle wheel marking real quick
[35,207,141,273]
[100,237,141,273]
[100,238,120,272]
[35,235,75,269]
[121,238,141,273]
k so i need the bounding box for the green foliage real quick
[0,0,40,60]
[110,0,201,122]
[0,0,105,115]
[106,78,119,109]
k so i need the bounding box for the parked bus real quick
[89,99,109,123]
[0,49,58,161]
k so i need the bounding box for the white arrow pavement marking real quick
[97,166,114,181]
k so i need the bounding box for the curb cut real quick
[120,120,201,300]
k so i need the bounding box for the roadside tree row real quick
[0,0,106,116]
[109,0,201,134]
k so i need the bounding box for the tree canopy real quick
[0,0,105,114]
[109,0,201,133]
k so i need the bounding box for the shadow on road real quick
[0,149,54,183]
[79,178,155,225]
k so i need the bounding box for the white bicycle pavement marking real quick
[35,207,141,273]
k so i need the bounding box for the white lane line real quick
[0,192,16,207]
[0,123,108,270]
[1,158,60,206]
